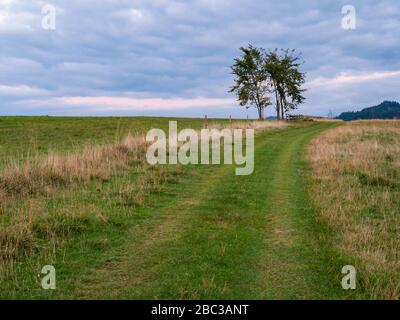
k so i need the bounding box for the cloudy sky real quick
[0,0,399,118]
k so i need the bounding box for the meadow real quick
[0,116,398,299]
[308,120,400,299]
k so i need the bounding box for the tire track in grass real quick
[258,124,340,299]
[61,122,350,299]
[117,123,343,299]
[68,164,234,299]
[64,126,281,299]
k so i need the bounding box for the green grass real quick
[0,116,229,167]
[0,117,367,299]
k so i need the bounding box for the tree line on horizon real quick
[229,45,306,120]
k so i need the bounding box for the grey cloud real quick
[0,0,399,117]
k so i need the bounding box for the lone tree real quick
[230,45,306,120]
[266,49,306,119]
[229,45,271,120]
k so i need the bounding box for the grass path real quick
[51,122,359,299]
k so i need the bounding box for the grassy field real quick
[308,120,400,299]
[0,116,230,167]
[0,116,398,299]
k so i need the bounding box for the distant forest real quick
[337,101,400,121]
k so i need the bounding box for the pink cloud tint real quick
[55,96,235,111]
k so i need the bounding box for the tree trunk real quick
[280,96,285,120]
[273,84,281,120]
[257,106,263,120]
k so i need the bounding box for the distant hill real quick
[337,101,400,121]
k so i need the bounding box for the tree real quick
[229,45,271,120]
[278,49,306,118]
[264,50,284,120]
[230,45,306,120]
[265,49,306,120]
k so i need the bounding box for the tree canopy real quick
[230,45,306,120]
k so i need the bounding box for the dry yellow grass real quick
[0,134,147,203]
[310,118,343,122]
[209,120,290,131]
[307,120,400,299]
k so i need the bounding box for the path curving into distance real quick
[53,121,359,299]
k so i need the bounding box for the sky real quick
[0,0,399,118]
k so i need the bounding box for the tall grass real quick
[0,135,147,203]
[308,120,400,299]
[0,120,291,282]
[0,134,149,273]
